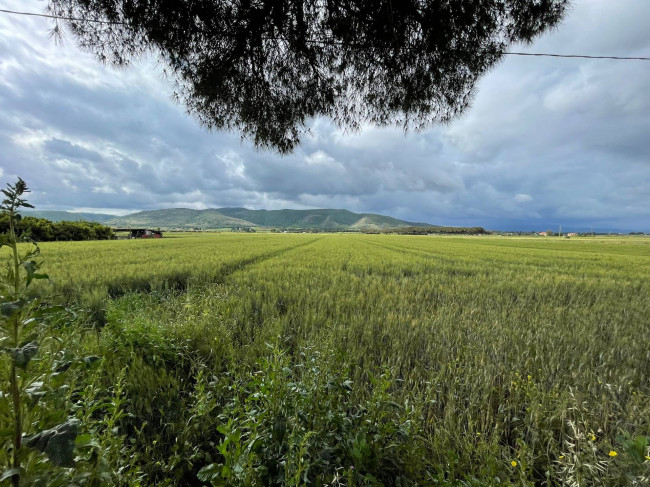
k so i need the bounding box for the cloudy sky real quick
[1,0,649,232]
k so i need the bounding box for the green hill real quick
[107,208,433,231]
[216,208,406,229]
[107,209,253,229]
[23,208,435,231]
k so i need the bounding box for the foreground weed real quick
[198,345,420,486]
[0,179,78,485]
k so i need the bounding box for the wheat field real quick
[21,234,650,484]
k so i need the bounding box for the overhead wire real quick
[2,7,650,61]
[0,7,122,25]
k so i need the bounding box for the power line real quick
[505,51,650,61]
[0,8,123,25]
[2,7,650,61]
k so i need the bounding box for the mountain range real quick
[24,208,434,231]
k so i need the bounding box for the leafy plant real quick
[0,178,77,485]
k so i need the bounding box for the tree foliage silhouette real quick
[47,0,569,153]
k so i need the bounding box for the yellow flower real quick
[609,451,618,457]
[645,455,650,461]
[511,461,517,467]
[559,455,565,459]
[590,434,596,441]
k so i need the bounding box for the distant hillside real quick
[23,210,115,224]
[107,209,253,229]
[22,208,435,231]
[216,208,430,230]
[106,208,434,231]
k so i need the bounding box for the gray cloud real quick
[0,0,649,232]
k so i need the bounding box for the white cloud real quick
[70,207,133,216]
[304,150,340,167]
[515,194,533,204]
[92,185,116,194]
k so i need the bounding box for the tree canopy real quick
[46,0,569,153]
[0,214,114,241]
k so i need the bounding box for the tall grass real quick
[25,234,650,484]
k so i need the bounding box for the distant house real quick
[114,228,163,239]
[567,233,578,237]
[538,231,549,236]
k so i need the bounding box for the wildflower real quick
[590,434,596,441]
[559,456,564,459]
[511,461,517,467]
[645,456,650,461]
[609,451,617,457]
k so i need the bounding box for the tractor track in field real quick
[212,236,324,282]
[361,238,457,264]
[104,236,324,300]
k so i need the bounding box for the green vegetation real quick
[0,215,114,242]
[382,226,487,235]
[0,180,91,486]
[2,206,649,484]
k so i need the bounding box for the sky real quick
[1,0,649,232]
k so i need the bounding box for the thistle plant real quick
[0,178,77,486]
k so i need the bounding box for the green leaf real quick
[245,435,264,455]
[352,447,362,462]
[12,341,39,368]
[617,434,649,464]
[23,418,79,467]
[83,356,101,368]
[20,246,40,262]
[31,305,66,319]
[22,261,48,287]
[1,300,24,318]
[0,468,20,482]
[75,433,99,449]
[197,463,222,482]
[25,381,45,403]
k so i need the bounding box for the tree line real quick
[379,226,488,235]
[0,215,114,241]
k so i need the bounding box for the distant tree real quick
[384,226,487,235]
[46,0,569,153]
[0,212,9,234]
[13,217,113,242]
[20,217,55,241]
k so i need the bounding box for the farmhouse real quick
[114,228,163,239]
